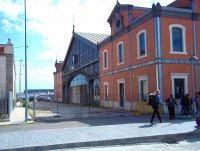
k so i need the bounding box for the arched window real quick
[70,74,87,87]
[103,50,108,69]
[117,42,124,64]
[169,24,186,54]
[137,29,147,59]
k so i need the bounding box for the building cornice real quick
[100,4,197,48]
[100,58,199,77]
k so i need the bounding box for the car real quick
[36,95,53,102]
[29,96,35,102]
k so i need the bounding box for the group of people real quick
[148,90,200,128]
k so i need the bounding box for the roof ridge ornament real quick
[152,2,162,17]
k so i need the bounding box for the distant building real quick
[62,31,109,105]
[99,0,200,111]
[25,89,54,99]
[0,39,16,118]
[54,61,64,102]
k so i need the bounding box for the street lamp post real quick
[24,0,28,122]
[19,60,23,100]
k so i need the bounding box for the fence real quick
[0,91,13,120]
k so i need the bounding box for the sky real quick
[0,0,174,92]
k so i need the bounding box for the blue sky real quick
[0,0,174,92]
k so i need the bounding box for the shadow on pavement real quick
[139,124,154,128]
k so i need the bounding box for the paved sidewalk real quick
[0,119,199,151]
[0,102,32,126]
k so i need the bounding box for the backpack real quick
[152,95,160,107]
[148,95,155,106]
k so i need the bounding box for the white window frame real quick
[137,29,147,59]
[137,75,148,102]
[169,24,187,54]
[117,79,125,105]
[103,81,109,101]
[170,73,189,98]
[117,41,124,65]
[103,49,108,70]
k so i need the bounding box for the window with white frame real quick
[104,82,109,101]
[137,30,147,59]
[169,24,186,54]
[103,50,108,69]
[138,75,148,102]
[117,42,124,64]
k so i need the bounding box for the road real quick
[0,116,150,133]
[50,138,200,151]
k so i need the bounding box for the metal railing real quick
[0,91,13,120]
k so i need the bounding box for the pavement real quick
[0,102,200,151]
[0,117,199,151]
[28,101,129,121]
[0,102,33,126]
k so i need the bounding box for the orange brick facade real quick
[99,0,200,111]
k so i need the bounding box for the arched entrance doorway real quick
[68,74,89,105]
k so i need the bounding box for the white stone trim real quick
[117,41,124,65]
[117,79,125,107]
[169,24,187,54]
[137,75,148,102]
[137,29,147,59]
[103,49,108,70]
[170,73,189,97]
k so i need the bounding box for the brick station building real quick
[99,0,200,111]
[54,61,64,102]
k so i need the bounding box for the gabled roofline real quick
[107,3,151,25]
[62,32,109,71]
[167,0,178,7]
[62,33,74,71]
[107,3,133,24]
[100,3,195,48]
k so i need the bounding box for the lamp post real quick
[24,0,28,122]
[19,60,23,100]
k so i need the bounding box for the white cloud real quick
[0,0,23,19]
[1,19,23,32]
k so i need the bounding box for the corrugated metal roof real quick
[75,32,110,45]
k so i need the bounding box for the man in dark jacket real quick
[166,94,178,120]
[150,90,162,124]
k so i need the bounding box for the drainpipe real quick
[153,3,164,104]
[128,7,133,110]
[191,0,199,92]
[111,36,115,109]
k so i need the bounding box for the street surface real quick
[28,101,127,121]
[50,138,200,151]
[0,102,198,151]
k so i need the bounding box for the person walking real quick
[166,94,178,120]
[195,92,200,128]
[181,94,190,116]
[150,90,162,124]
